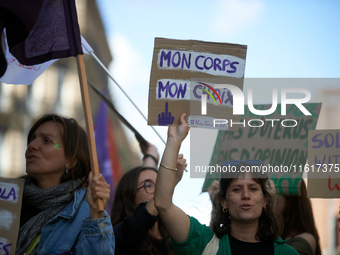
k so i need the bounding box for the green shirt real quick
[171,216,299,255]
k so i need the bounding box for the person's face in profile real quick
[135,169,157,206]
[25,121,68,187]
[221,174,267,224]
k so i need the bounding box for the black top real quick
[229,234,274,255]
[113,202,170,255]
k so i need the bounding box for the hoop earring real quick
[222,208,228,214]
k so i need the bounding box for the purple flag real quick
[0,31,93,85]
[0,0,83,78]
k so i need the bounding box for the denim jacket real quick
[34,188,115,255]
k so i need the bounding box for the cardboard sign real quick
[0,177,24,255]
[200,103,321,195]
[307,130,340,198]
[148,38,247,129]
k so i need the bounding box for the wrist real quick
[166,136,183,147]
[143,154,159,165]
[90,210,105,220]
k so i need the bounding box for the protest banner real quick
[0,177,24,255]
[307,130,340,198]
[148,38,247,129]
[198,103,321,195]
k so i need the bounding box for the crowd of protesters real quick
[3,112,324,255]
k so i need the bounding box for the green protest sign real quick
[201,103,321,195]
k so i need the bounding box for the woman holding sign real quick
[154,113,298,255]
[16,114,114,254]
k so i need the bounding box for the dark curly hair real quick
[211,162,282,241]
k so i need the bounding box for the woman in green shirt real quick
[154,113,298,255]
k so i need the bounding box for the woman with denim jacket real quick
[16,114,115,255]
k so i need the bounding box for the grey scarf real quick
[16,177,81,255]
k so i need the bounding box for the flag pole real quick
[76,54,104,211]
[87,80,149,149]
[90,52,166,145]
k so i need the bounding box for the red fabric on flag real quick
[0,0,83,78]
[94,98,123,214]
[107,119,123,188]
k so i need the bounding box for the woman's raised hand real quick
[167,113,190,143]
[175,154,187,185]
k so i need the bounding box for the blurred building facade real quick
[0,0,140,178]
